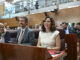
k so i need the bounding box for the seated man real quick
[61,22,75,34]
[74,22,80,38]
[16,17,35,45]
[0,23,11,43]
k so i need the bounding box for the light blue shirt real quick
[65,27,69,34]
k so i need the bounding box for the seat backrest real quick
[7,30,17,43]
[65,34,77,60]
[57,29,65,51]
[57,29,65,39]
[34,30,39,39]
[33,30,40,46]
[60,39,65,51]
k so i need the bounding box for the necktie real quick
[18,30,24,44]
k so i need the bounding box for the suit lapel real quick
[17,29,21,40]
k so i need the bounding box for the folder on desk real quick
[48,50,62,57]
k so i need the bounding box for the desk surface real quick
[0,43,66,60]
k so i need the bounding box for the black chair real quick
[57,29,65,51]
[7,30,17,43]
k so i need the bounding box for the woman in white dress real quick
[37,16,61,51]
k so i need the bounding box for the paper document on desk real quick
[48,50,62,57]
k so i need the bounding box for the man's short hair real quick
[19,17,28,23]
[77,22,80,25]
[62,22,68,25]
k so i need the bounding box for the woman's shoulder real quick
[52,30,59,35]
[55,30,59,33]
[39,30,59,33]
[39,31,46,35]
[39,31,43,34]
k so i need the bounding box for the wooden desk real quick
[0,43,66,60]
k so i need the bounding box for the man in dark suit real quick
[61,22,75,34]
[4,32,11,43]
[0,23,11,43]
[16,17,35,45]
[74,22,80,38]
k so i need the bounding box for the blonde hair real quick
[0,23,6,32]
[0,23,4,26]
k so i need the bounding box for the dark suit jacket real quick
[16,28,35,45]
[69,27,75,34]
[4,32,11,43]
[74,28,80,38]
[63,27,75,34]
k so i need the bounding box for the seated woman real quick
[0,23,11,43]
[37,16,61,51]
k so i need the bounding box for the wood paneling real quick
[0,6,80,27]
[47,6,80,25]
[0,13,45,27]
[27,13,45,26]
[25,6,80,26]
[0,18,19,27]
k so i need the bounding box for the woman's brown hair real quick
[41,16,56,32]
